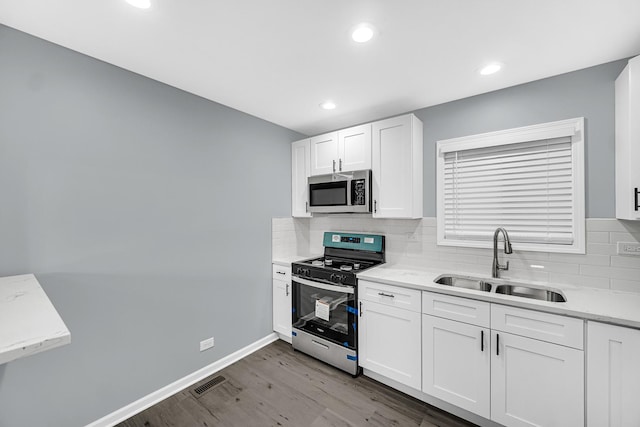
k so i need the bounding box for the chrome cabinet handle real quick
[359,301,363,317]
[285,284,289,296]
[635,187,639,211]
[496,333,500,356]
[339,158,342,171]
[305,201,308,212]
[374,200,377,213]
[332,160,336,172]
[481,330,484,352]
[276,271,286,275]
[378,292,395,298]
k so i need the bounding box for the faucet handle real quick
[500,260,510,271]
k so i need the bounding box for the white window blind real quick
[437,118,585,254]
[443,137,573,244]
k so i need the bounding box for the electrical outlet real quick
[199,337,214,352]
[617,242,640,256]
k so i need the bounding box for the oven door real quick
[291,276,357,350]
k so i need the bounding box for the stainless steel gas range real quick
[291,232,385,376]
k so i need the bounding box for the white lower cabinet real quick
[272,264,291,342]
[587,321,640,427]
[420,292,584,427]
[358,281,421,390]
[491,306,585,427]
[422,314,491,418]
[491,330,584,427]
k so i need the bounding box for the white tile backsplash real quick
[272,217,640,293]
[611,278,640,293]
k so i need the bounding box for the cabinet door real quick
[359,300,421,390]
[338,124,371,172]
[422,315,490,418]
[272,278,291,342]
[615,55,640,219]
[491,331,584,427]
[587,321,640,427]
[372,114,422,218]
[291,139,311,217]
[310,132,338,176]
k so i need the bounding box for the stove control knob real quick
[330,273,337,282]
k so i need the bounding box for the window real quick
[437,118,585,254]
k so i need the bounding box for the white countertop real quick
[357,264,640,330]
[272,255,315,266]
[0,274,71,365]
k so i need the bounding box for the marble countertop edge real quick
[0,274,72,365]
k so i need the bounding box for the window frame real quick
[436,118,585,254]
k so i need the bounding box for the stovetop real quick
[292,232,385,286]
[298,256,377,273]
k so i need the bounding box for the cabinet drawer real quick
[491,305,584,349]
[359,280,421,312]
[272,264,291,282]
[422,292,490,328]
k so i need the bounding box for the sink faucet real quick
[492,228,513,278]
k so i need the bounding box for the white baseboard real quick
[86,333,279,427]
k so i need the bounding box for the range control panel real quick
[324,232,383,252]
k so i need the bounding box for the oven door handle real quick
[292,277,355,294]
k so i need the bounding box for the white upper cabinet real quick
[372,114,423,218]
[310,132,338,176]
[338,124,371,172]
[291,139,311,217]
[616,55,640,220]
[310,125,372,176]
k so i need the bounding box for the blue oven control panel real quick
[323,232,384,252]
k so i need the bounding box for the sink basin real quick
[434,274,492,292]
[434,274,567,302]
[494,284,566,302]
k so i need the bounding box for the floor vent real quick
[189,375,226,398]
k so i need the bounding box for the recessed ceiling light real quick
[126,0,151,9]
[479,63,502,76]
[351,23,375,43]
[319,101,337,110]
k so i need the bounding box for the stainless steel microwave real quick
[308,169,371,213]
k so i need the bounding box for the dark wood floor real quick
[117,339,478,427]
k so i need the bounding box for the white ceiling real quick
[1,0,640,136]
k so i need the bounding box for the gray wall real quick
[413,59,627,218]
[0,25,302,427]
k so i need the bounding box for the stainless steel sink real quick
[433,274,567,302]
[434,274,492,292]
[494,284,566,302]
